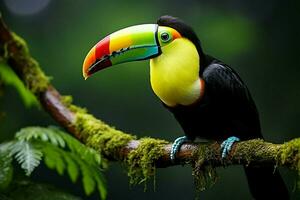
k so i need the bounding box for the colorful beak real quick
[82,24,161,79]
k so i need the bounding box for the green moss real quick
[74,110,169,188]
[61,95,87,114]
[192,144,218,193]
[74,108,169,189]
[74,112,135,160]
[126,137,168,189]
[279,138,300,169]
[234,139,267,163]
[4,32,49,95]
[60,95,73,105]
[278,138,300,187]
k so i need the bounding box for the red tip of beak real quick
[82,36,111,79]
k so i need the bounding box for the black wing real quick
[202,60,262,139]
[203,61,250,104]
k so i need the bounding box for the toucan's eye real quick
[160,32,171,42]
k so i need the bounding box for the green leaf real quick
[9,126,107,199]
[67,153,97,196]
[44,145,80,182]
[49,127,85,152]
[43,152,56,169]
[0,61,38,108]
[80,161,96,196]
[0,143,13,190]
[0,155,13,191]
[42,143,65,175]
[62,151,79,183]
[49,127,102,166]
[10,141,43,176]
[15,127,65,148]
[93,166,107,200]
[46,127,107,198]
[69,153,106,199]
[41,143,105,198]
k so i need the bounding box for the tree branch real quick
[0,14,299,182]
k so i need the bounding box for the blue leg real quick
[220,136,240,158]
[170,136,189,161]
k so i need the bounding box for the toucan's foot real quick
[170,136,189,161]
[220,136,240,158]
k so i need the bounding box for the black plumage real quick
[158,15,289,199]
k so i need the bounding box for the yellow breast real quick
[150,38,202,107]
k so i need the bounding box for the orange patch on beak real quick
[82,46,96,79]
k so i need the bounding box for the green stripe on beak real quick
[83,24,161,79]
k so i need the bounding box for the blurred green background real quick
[0,0,300,199]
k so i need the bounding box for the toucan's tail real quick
[244,165,289,199]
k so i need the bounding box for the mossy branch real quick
[0,14,299,185]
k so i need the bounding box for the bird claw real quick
[220,136,240,159]
[170,136,189,161]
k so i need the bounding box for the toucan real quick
[82,15,289,199]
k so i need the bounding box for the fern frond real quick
[41,143,107,199]
[15,127,65,148]
[90,164,107,200]
[41,142,106,198]
[68,153,106,199]
[7,126,107,199]
[42,143,66,175]
[75,157,96,196]
[49,127,102,166]
[63,152,79,183]
[0,142,14,153]
[65,150,106,199]
[9,141,43,176]
[42,143,79,182]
